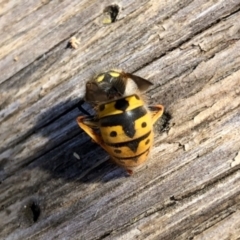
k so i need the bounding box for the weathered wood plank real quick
[0,0,240,239]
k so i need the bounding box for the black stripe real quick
[113,147,150,161]
[106,131,151,152]
[114,98,129,111]
[100,106,147,138]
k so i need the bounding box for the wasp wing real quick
[127,74,153,91]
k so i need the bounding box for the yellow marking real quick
[104,133,153,157]
[98,103,123,117]
[125,95,143,111]
[100,114,152,144]
[101,125,124,143]
[98,95,144,118]
[96,74,104,82]
[109,71,120,77]
[134,114,152,138]
[111,147,151,168]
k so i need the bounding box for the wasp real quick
[77,70,164,174]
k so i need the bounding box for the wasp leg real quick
[77,99,91,116]
[76,116,109,152]
[149,105,164,125]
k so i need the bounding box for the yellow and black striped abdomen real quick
[98,94,154,168]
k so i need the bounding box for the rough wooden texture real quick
[1,0,240,239]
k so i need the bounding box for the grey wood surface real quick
[1,0,240,239]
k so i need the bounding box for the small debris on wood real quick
[102,5,119,24]
[68,37,80,49]
[73,152,81,160]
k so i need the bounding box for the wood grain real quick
[1,0,240,239]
